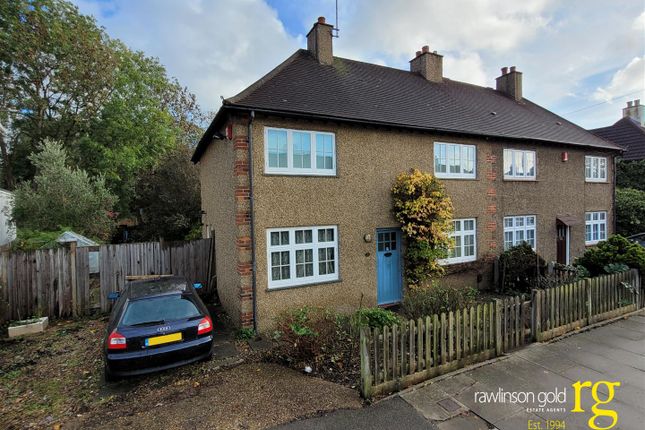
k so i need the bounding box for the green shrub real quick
[499,243,546,293]
[12,228,66,251]
[603,263,630,274]
[352,307,401,329]
[401,283,478,319]
[272,307,344,367]
[616,187,645,236]
[575,235,645,276]
[235,328,256,340]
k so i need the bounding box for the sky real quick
[72,0,645,129]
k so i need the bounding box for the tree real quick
[617,160,645,191]
[392,169,454,287]
[133,145,201,241]
[12,140,117,240]
[616,187,645,236]
[0,0,205,216]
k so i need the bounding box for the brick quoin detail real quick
[236,236,252,250]
[240,312,254,327]
[235,211,250,226]
[233,160,249,176]
[237,262,252,275]
[485,221,497,232]
[486,154,497,163]
[235,187,250,200]
[486,170,497,181]
[486,187,496,197]
[488,241,497,250]
[233,137,249,150]
[485,204,497,215]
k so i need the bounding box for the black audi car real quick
[103,276,214,380]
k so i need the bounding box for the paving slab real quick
[436,413,489,430]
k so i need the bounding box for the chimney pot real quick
[416,51,422,57]
[317,16,326,24]
[422,45,429,53]
[636,99,641,105]
[501,67,508,75]
[510,66,516,73]
[627,101,633,107]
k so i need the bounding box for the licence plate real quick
[145,332,182,347]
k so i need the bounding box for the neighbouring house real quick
[590,99,645,161]
[0,188,16,247]
[192,17,622,330]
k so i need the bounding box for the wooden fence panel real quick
[2,238,212,319]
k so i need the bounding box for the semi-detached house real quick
[192,17,622,330]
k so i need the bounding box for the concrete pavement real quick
[276,311,645,430]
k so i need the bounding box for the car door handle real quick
[384,252,392,257]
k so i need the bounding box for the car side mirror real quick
[108,291,120,301]
[193,283,203,289]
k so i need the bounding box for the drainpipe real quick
[248,110,258,332]
[613,155,617,235]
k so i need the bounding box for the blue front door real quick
[377,229,402,305]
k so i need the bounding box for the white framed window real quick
[440,219,477,264]
[265,127,336,175]
[585,156,607,182]
[266,225,339,289]
[503,215,536,250]
[503,149,536,180]
[585,211,607,245]
[434,142,476,179]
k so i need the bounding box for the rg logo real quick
[572,380,621,430]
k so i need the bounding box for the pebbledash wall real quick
[199,113,615,330]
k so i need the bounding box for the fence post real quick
[494,299,502,356]
[69,241,78,318]
[585,278,592,326]
[360,326,373,399]
[531,289,541,342]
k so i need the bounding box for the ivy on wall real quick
[392,169,454,287]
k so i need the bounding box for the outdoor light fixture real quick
[561,151,568,162]
[363,234,372,243]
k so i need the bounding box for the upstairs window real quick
[434,142,476,179]
[585,156,607,182]
[265,128,336,175]
[504,149,536,180]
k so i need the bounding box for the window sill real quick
[266,278,342,292]
[435,176,478,181]
[439,257,477,266]
[585,180,608,184]
[263,172,338,178]
[503,177,537,182]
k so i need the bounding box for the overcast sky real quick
[73,0,644,129]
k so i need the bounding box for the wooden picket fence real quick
[0,238,214,321]
[360,268,643,398]
[533,269,641,341]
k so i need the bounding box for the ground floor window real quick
[503,215,536,250]
[266,225,339,289]
[441,218,477,264]
[585,211,607,245]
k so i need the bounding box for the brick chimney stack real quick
[307,17,333,65]
[623,99,645,126]
[409,46,443,83]
[496,66,523,101]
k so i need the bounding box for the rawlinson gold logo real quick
[571,380,621,430]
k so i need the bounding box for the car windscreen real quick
[121,294,201,326]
